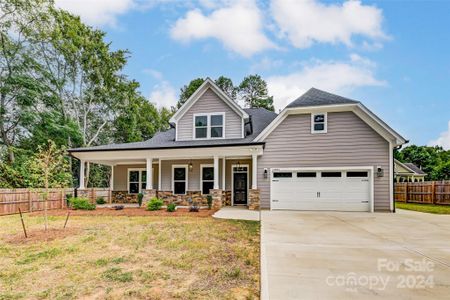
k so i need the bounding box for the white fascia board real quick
[71,145,264,162]
[356,103,407,147]
[169,78,248,124]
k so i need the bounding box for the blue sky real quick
[55,0,450,149]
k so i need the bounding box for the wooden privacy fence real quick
[76,188,112,204]
[0,188,74,216]
[395,181,450,205]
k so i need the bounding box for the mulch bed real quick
[28,208,217,217]
[4,227,81,244]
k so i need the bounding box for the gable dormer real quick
[170,78,249,141]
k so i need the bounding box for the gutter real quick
[68,141,266,153]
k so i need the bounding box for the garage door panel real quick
[271,168,370,212]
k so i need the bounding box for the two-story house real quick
[69,78,406,212]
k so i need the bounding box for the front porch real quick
[75,146,262,210]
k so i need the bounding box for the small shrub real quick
[206,195,213,209]
[189,201,199,212]
[137,193,144,207]
[70,197,96,210]
[146,197,163,211]
[166,203,176,212]
[96,197,106,204]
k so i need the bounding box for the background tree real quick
[177,78,204,108]
[238,74,274,111]
[215,76,236,100]
[395,145,450,180]
[0,0,51,163]
[0,0,172,189]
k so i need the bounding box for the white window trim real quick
[172,164,188,195]
[231,164,249,206]
[193,112,226,140]
[200,164,214,195]
[127,168,147,194]
[311,112,327,134]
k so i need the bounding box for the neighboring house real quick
[69,78,407,212]
[394,159,426,182]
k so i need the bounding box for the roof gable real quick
[255,89,407,147]
[169,78,249,124]
[286,88,359,108]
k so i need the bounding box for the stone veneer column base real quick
[248,189,260,210]
[210,189,223,209]
[143,189,157,207]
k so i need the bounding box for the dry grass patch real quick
[0,212,260,299]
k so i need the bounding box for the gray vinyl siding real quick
[160,159,225,192]
[177,89,243,140]
[258,111,391,211]
[113,164,158,191]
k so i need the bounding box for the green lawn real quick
[396,202,450,214]
[0,212,260,299]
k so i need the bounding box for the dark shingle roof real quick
[286,88,359,108]
[69,108,277,152]
[403,163,427,175]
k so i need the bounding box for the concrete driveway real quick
[261,209,450,300]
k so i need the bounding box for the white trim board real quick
[171,164,188,195]
[200,164,214,195]
[192,112,226,140]
[231,164,249,206]
[127,168,147,194]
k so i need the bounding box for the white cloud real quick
[271,0,387,49]
[170,0,275,57]
[55,0,136,27]
[149,81,178,108]
[267,55,386,110]
[428,121,450,150]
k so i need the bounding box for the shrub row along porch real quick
[74,146,262,210]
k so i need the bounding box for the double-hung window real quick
[173,166,188,195]
[128,169,147,194]
[194,113,224,139]
[311,113,327,133]
[201,165,214,195]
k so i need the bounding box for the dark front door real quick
[233,172,247,205]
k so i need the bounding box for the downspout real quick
[393,144,405,213]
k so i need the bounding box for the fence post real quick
[61,188,65,208]
[405,182,408,203]
[28,190,32,212]
[91,188,95,204]
[431,181,435,204]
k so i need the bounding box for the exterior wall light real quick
[263,168,268,179]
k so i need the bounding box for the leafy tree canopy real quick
[395,145,450,180]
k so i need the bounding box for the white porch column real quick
[110,165,114,189]
[222,157,226,189]
[252,153,257,189]
[79,160,85,189]
[146,158,153,189]
[158,158,162,190]
[214,155,219,189]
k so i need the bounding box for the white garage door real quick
[271,169,371,212]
